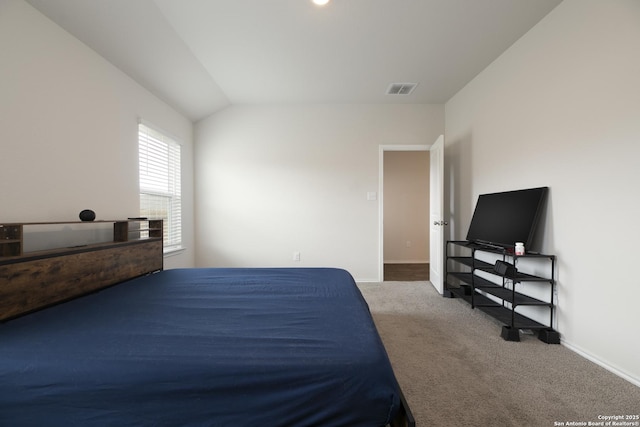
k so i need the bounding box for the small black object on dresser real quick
[79,209,96,221]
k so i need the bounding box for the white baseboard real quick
[561,338,640,388]
[384,260,429,264]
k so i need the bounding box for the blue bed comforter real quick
[0,268,400,426]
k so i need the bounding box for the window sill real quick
[163,247,185,257]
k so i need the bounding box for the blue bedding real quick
[0,268,400,426]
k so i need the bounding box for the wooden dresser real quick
[0,219,163,321]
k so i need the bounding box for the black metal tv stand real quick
[473,241,505,251]
[444,240,560,343]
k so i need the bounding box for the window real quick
[138,122,182,253]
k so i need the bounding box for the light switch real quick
[367,192,377,201]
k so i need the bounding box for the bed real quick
[0,239,414,426]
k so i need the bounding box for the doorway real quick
[379,146,430,281]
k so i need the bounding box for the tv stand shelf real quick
[444,240,559,343]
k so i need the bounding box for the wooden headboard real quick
[0,220,163,321]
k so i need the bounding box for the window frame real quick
[138,121,182,254]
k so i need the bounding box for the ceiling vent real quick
[386,82,418,95]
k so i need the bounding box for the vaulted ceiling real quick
[26,0,562,121]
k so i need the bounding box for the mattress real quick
[0,268,401,426]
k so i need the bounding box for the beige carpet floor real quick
[357,280,640,427]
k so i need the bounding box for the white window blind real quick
[138,123,182,252]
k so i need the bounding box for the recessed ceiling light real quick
[312,0,330,6]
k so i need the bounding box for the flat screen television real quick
[466,187,548,251]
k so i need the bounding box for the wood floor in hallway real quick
[383,263,429,281]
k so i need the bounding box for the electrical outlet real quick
[293,252,301,262]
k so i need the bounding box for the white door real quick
[429,135,445,294]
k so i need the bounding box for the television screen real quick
[466,187,548,250]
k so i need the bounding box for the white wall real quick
[9,0,637,387]
[0,0,195,269]
[383,151,430,263]
[445,0,640,386]
[195,104,444,281]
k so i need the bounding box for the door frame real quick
[378,144,430,282]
